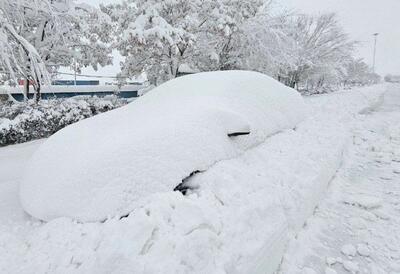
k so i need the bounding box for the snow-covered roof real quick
[20,71,308,222]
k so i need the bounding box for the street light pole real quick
[372,33,379,73]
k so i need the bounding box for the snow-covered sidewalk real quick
[280,85,400,274]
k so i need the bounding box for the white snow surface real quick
[19,71,307,222]
[0,83,388,274]
[278,84,400,274]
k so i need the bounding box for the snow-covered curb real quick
[2,84,387,274]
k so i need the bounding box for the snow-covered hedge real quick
[20,71,308,222]
[0,96,129,146]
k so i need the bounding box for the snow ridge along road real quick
[0,84,388,273]
[280,84,400,274]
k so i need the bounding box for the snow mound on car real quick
[20,71,307,222]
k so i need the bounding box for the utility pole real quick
[73,57,77,86]
[372,33,379,73]
[73,46,77,86]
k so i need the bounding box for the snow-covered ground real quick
[280,84,400,274]
[0,140,44,225]
[0,83,396,273]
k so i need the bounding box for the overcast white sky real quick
[279,0,400,76]
[81,0,400,77]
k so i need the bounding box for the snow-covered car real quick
[384,74,400,83]
[20,70,307,222]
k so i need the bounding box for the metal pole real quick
[372,33,379,73]
[74,58,77,86]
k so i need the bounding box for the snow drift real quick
[20,71,307,222]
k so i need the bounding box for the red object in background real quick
[18,79,34,86]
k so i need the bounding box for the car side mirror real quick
[227,131,251,137]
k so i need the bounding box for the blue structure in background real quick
[10,90,138,101]
[52,80,100,86]
[1,79,145,101]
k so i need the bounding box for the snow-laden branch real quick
[0,0,113,101]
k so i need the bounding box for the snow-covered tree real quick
[104,0,268,84]
[192,0,267,72]
[0,0,113,101]
[282,13,355,91]
[344,58,380,86]
[102,0,202,85]
[234,8,296,77]
[0,3,49,101]
[103,1,363,92]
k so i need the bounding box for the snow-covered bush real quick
[20,71,308,222]
[0,96,129,146]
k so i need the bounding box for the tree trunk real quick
[34,83,41,103]
[24,77,30,101]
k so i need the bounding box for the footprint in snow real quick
[341,244,357,257]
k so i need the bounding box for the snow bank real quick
[20,71,307,222]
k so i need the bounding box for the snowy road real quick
[280,85,400,274]
[0,140,43,225]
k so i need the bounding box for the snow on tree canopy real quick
[20,71,308,222]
